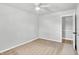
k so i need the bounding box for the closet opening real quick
[62,16,73,40]
[62,15,74,45]
[61,14,77,51]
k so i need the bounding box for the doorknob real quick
[73,32,77,34]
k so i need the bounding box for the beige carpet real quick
[0,39,76,55]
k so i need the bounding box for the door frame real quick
[60,12,76,50]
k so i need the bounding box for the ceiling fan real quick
[35,3,51,11]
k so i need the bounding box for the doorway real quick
[61,14,77,51]
[62,16,73,41]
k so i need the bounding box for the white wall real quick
[39,10,74,42]
[39,14,62,42]
[0,4,37,51]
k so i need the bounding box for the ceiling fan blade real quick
[40,4,50,7]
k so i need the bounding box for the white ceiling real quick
[39,3,77,14]
[3,3,78,15]
[3,3,36,14]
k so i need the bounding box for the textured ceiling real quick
[2,3,78,15]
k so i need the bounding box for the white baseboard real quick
[0,37,38,53]
[62,38,73,40]
[39,37,62,42]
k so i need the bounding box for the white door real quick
[72,13,76,50]
[76,5,79,54]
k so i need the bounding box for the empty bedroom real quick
[0,3,79,55]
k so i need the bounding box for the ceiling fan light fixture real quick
[35,7,40,11]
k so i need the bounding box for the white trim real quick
[0,37,38,53]
[62,38,73,40]
[60,14,62,42]
[60,12,75,18]
[39,37,62,42]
